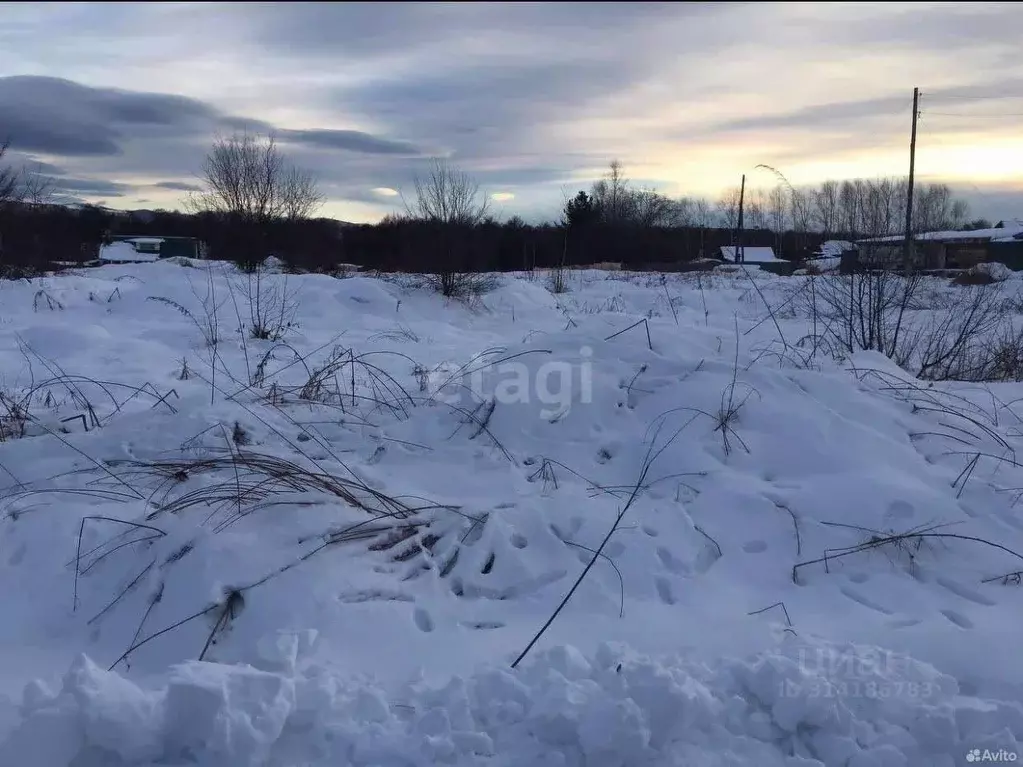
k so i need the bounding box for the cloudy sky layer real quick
[2,1,1023,223]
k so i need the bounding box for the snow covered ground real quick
[1,260,1022,765]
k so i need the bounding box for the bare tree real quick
[860,178,901,238]
[0,141,17,205]
[789,188,813,233]
[281,165,324,221]
[765,185,787,251]
[586,160,685,228]
[590,159,633,225]
[404,159,494,297]
[950,198,970,230]
[766,186,787,233]
[716,187,742,229]
[838,180,862,237]
[404,158,491,225]
[673,197,696,227]
[631,189,677,227]
[692,198,713,228]
[914,183,958,233]
[744,187,767,230]
[19,163,56,206]
[191,133,323,224]
[812,180,841,236]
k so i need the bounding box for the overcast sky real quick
[2,1,1023,223]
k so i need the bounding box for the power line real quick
[919,89,1023,118]
[920,90,1023,102]
[922,93,1019,102]
[921,110,1023,118]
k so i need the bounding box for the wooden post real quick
[737,174,746,263]
[903,87,920,274]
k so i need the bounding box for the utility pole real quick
[903,87,920,274]
[736,173,746,264]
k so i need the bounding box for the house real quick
[856,220,1023,270]
[99,235,203,264]
[719,246,782,264]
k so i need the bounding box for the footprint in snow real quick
[7,543,26,566]
[603,541,626,557]
[884,499,916,522]
[742,540,768,554]
[413,607,434,633]
[940,609,973,629]
[839,586,894,616]
[656,546,689,575]
[550,516,584,541]
[936,576,996,607]
[655,577,676,605]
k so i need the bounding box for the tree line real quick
[0,132,984,282]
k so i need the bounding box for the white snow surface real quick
[1,262,1022,765]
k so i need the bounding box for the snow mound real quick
[5,639,1019,767]
[484,279,560,315]
[804,256,841,273]
[971,262,1014,282]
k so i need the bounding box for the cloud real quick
[17,159,67,176]
[371,187,399,197]
[0,75,430,170]
[51,177,133,197]
[333,62,628,162]
[152,181,202,192]
[491,192,514,202]
[0,75,223,156]
[834,4,1021,51]
[227,3,720,62]
[280,129,424,156]
[0,74,448,214]
[702,96,911,137]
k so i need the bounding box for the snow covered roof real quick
[124,237,165,246]
[859,221,1023,245]
[719,246,782,263]
[814,240,856,257]
[98,241,160,263]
